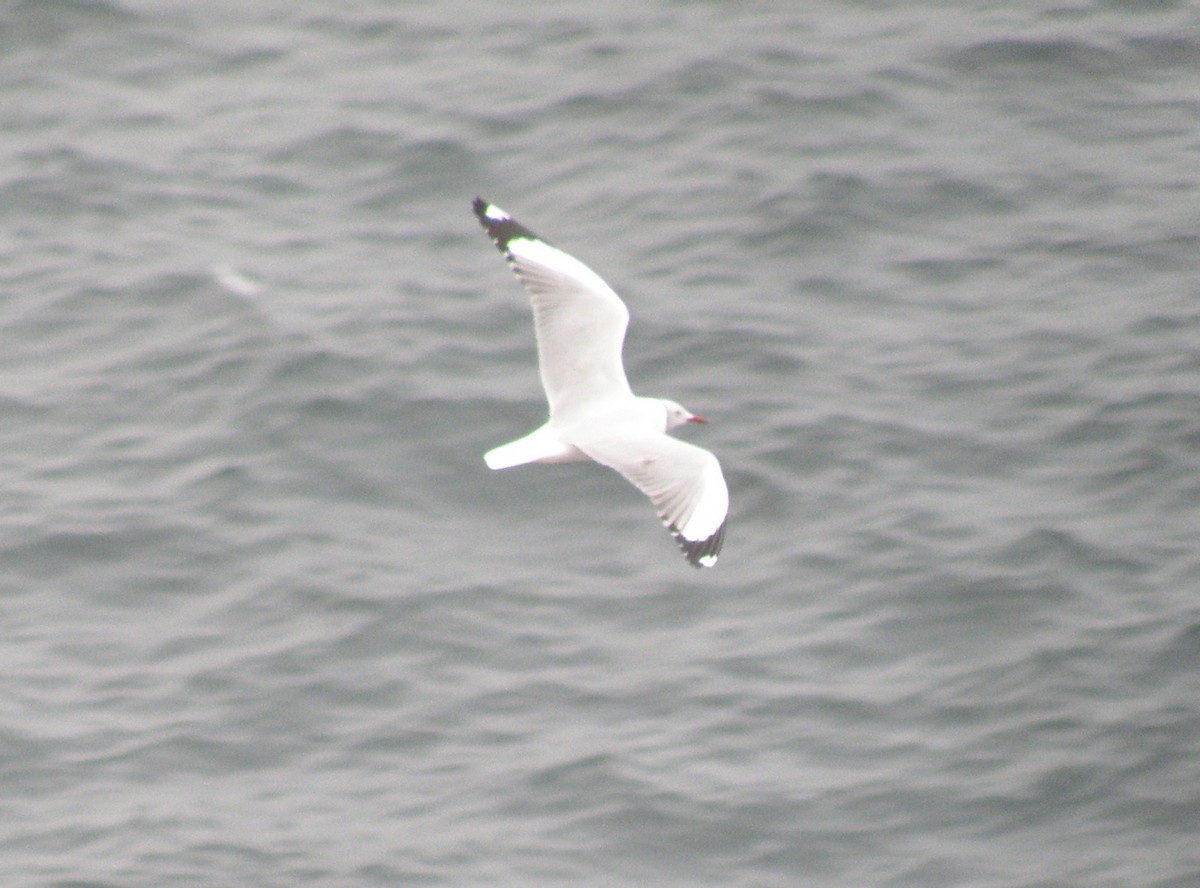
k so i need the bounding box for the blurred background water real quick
[2,1,1199,886]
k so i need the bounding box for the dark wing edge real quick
[667,517,726,568]
[473,197,545,257]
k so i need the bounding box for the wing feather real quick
[473,198,633,416]
[579,433,728,568]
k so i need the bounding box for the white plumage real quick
[473,198,728,567]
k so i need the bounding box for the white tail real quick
[484,422,586,470]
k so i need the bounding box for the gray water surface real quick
[2,2,1199,886]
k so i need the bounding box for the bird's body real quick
[473,198,728,567]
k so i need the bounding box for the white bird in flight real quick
[473,197,728,567]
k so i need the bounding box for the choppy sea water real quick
[2,1,1199,886]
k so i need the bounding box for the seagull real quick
[473,197,728,567]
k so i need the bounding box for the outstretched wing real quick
[579,432,728,568]
[473,198,633,417]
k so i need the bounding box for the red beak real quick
[688,414,708,424]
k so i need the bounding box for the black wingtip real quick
[471,197,543,254]
[672,520,726,568]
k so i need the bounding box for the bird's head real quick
[661,399,708,431]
